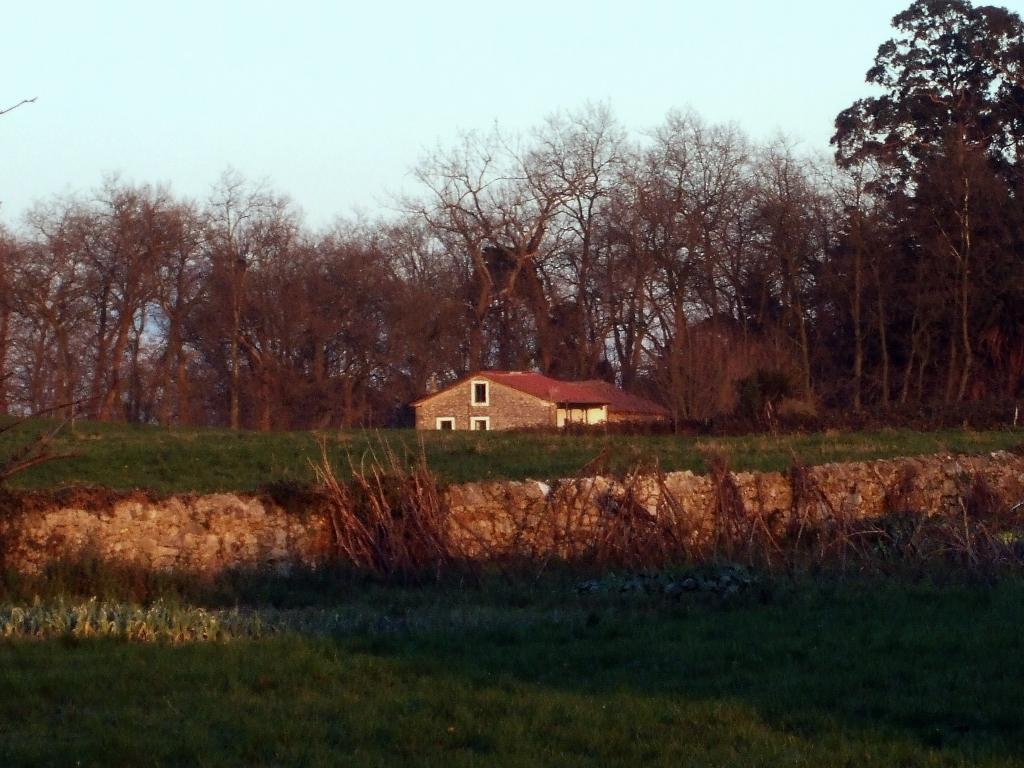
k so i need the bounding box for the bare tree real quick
[203,171,288,429]
[412,126,565,373]
[533,103,626,378]
[153,202,208,425]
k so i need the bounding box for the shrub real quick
[735,368,794,424]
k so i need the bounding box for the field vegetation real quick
[1,573,1023,766]
[2,434,1023,764]
[2,420,1024,765]
[1,418,1022,494]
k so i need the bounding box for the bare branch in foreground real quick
[0,97,37,117]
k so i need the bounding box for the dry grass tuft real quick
[312,439,456,581]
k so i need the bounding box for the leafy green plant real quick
[0,598,266,642]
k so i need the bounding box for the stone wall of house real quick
[3,451,1024,574]
[414,379,556,431]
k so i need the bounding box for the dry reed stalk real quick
[505,466,701,572]
[705,452,749,564]
[788,460,843,569]
[588,472,667,569]
[311,438,455,580]
[553,477,601,563]
[744,475,786,571]
[947,474,1020,572]
[655,470,711,565]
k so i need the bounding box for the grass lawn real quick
[1,579,1023,766]
[2,419,1023,494]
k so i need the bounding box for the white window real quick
[435,417,455,430]
[470,416,490,431]
[471,380,489,406]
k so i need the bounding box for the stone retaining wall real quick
[0,493,333,575]
[3,451,1024,574]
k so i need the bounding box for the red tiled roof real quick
[414,370,668,416]
[572,379,670,416]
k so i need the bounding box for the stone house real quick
[412,371,668,431]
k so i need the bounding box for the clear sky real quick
[4,0,1023,228]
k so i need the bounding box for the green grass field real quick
[1,578,1023,767]
[4,422,1024,765]
[2,419,1023,494]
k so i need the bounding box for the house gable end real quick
[413,375,556,430]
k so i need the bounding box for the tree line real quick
[2,0,1023,430]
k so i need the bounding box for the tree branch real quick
[0,97,37,117]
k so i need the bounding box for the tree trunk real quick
[90,286,111,419]
[258,368,272,432]
[342,376,355,430]
[917,336,931,402]
[29,327,49,412]
[944,334,959,403]
[230,282,242,430]
[900,309,921,405]
[873,260,890,407]
[468,276,491,372]
[97,310,136,421]
[176,353,190,426]
[955,140,974,401]
[0,308,9,415]
[851,238,864,411]
[670,303,690,429]
[797,306,812,397]
[957,263,972,401]
[127,307,145,422]
[54,325,75,418]
[515,258,557,375]
[158,322,181,426]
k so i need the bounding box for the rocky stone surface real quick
[3,451,1024,574]
[1,493,333,574]
[443,451,1024,558]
